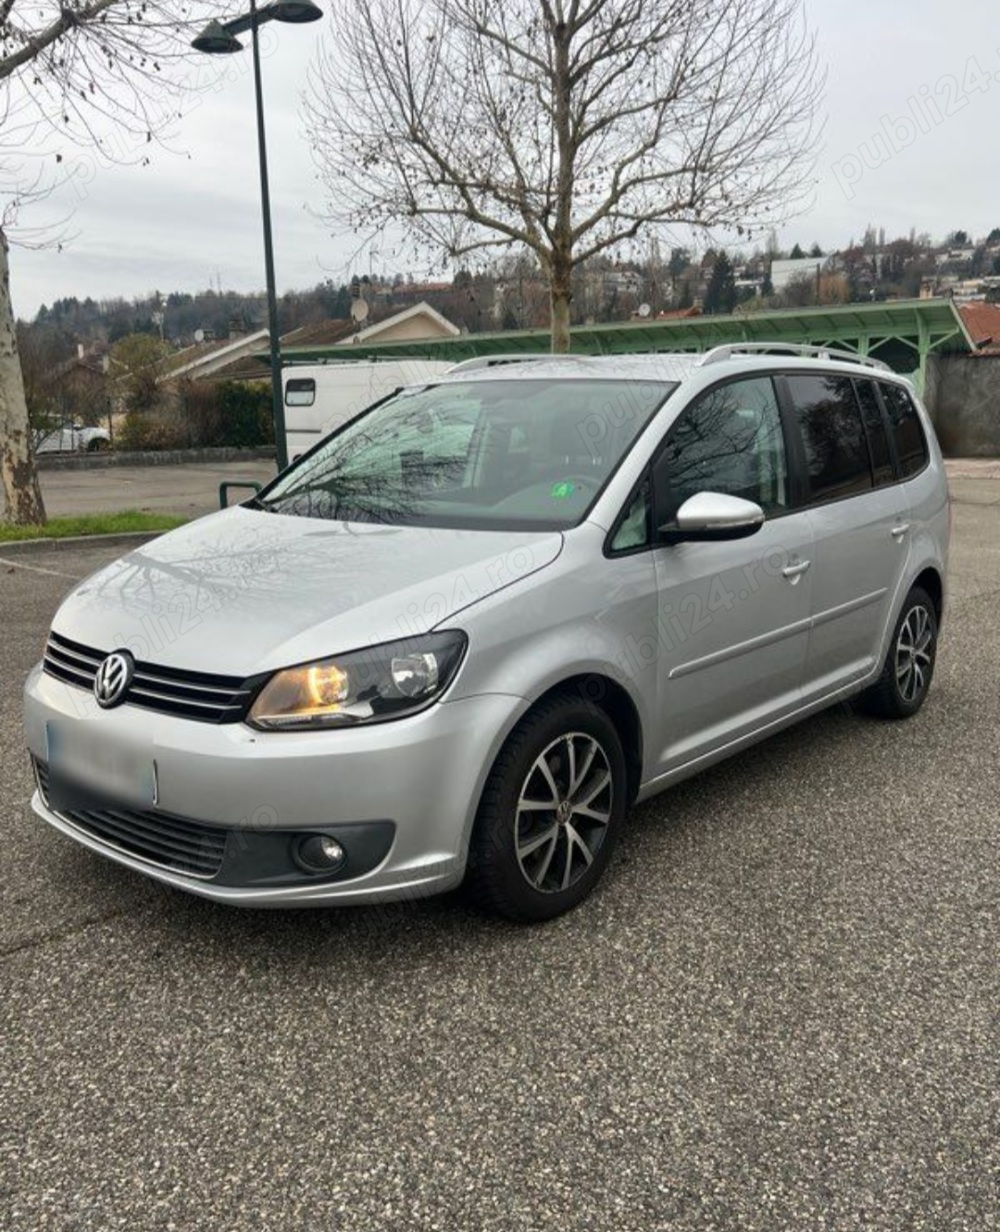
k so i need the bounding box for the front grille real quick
[34,759,227,879]
[44,630,253,724]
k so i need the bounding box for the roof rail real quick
[696,343,891,372]
[446,354,558,374]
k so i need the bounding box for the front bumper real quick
[24,664,525,906]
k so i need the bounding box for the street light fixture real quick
[192,0,323,471]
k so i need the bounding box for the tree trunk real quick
[550,19,574,357]
[0,230,46,526]
[550,289,572,354]
[550,256,573,354]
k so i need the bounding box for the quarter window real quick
[855,379,896,486]
[609,478,652,553]
[880,382,929,478]
[786,374,873,502]
[656,376,789,521]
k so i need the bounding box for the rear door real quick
[648,374,815,774]
[780,372,911,700]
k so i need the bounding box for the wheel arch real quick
[517,673,644,804]
[912,565,944,623]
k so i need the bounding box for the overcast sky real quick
[10,0,1000,320]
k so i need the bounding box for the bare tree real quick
[307,0,823,354]
[0,0,214,524]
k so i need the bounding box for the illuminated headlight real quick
[247,631,467,730]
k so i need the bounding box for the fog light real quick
[295,834,346,874]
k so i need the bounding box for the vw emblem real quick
[93,651,135,709]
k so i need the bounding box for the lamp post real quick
[192,0,323,472]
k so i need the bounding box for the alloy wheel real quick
[515,732,613,893]
[895,604,934,703]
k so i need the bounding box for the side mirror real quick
[659,491,765,544]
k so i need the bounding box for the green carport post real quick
[916,316,931,395]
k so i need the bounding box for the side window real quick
[656,376,789,521]
[285,378,316,407]
[854,379,895,486]
[786,374,873,503]
[880,382,929,478]
[609,478,652,553]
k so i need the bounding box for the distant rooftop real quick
[958,302,1000,355]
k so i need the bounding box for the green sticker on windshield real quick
[551,481,577,500]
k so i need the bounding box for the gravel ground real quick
[0,501,997,1231]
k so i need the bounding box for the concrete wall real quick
[924,355,1000,457]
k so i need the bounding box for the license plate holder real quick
[45,721,158,812]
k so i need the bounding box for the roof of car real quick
[435,348,911,388]
[439,354,699,384]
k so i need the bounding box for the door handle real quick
[891,523,911,539]
[782,560,812,582]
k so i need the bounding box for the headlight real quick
[247,631,467,730]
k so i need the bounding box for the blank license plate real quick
[46,721,157,811]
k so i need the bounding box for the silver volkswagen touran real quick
[23,347,949,920]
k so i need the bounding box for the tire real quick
[87,437,108,452]
[466,692,627,922]
[859,586,938,720]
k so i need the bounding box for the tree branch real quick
[0,0,118,81]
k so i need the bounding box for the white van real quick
[282,359,454,462]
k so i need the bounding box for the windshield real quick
[258,377,675,530]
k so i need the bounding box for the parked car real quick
[23,347,949,921]
[34,422,111,454]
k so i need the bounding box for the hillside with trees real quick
[21,223,1000,355]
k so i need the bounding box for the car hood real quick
[53,507,563,677]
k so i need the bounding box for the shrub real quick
[176,379,273,448]
[218,381,274,447]
[114,380,276,451]
[116,409,189,451]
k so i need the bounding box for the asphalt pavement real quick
[38,460,278,519]
[0,498,997,1230]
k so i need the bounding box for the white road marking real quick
[0,557,81,580]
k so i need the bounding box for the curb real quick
[0,531,167,554]
[36,447,276,472]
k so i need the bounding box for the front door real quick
[649,375,815,776]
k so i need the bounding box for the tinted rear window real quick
[880,382,929,478]
[786,374,873,503]
[855,379,895,486]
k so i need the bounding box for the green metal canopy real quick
[272,298,974,392]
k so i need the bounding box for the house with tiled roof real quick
[957,303,1000,356]
[154,302,461,387]
[161,328,271,382]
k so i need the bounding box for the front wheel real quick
[859,586,938,719]
[466,693,627,922]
